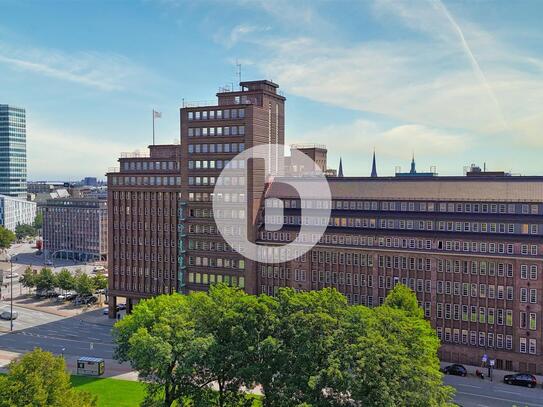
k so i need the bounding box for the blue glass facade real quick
[0,105,27,197]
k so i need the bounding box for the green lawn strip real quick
[70,376,262,407]
[70,376,145,407]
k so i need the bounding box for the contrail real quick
[433,0,507,129]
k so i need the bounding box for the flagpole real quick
[152,109,155,145]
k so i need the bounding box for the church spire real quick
[410,153,417,174]
[338,157,344,177]
[371,150,378,177]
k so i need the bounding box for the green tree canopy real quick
[0,348,96,407]
[35,268,57,292]
[92,274,108,290]
[113,285,453,407]
[15,223,37,240]
[0,226,15,250]
[20,267,37,293]
[33,212,43,230]
[56,268,75,293]
[74,271,95,296]
[383,283,424,318]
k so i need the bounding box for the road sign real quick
[490,359,495,366]
[482,354,488,363]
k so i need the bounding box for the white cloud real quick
[293,119,469,159]
[0,44,149,91]
[215,24,270,48]
[241,2,543,148]
[27,122,145,180]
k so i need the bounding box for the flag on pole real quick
[153,110,162,118]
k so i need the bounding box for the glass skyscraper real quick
[0,105,27,198]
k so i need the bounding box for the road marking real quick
[456,391,543,407]
[496,389,523,396]
[456,383,482,389]
[476,404,489,407]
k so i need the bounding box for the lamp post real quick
[6,254,13,331]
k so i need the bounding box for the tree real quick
[35,268,56,292]
[33,212,43,230]
[256,288,349,407]
[383,283,424,318]
[20,267,37,293]
[15,223,37,240]
[113,286,454,407]
[114,294,216,407]
[74,271,95,296]
[92,274,107,290]
[192,285,277,407]
[56,268,75,293]
[114,286,270,407]
[0,226,15,250]
[0,348,96,407]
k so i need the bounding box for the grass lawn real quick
[71,376,146,407]
[71,376,262,407]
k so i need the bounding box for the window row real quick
[437,328,515,351]
[187,108,245,121]
[188,159,245,170]
[188,143,245,154]
[187,255,245,269]
[111,176,181,186]
[121,160,178,171]
[188,125,245,137]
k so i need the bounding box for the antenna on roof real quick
[236,59,242,90]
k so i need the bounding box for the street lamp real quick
[5,254,13,332]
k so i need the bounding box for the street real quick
[0,305,115,359]
[445,374,543,407]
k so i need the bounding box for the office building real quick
[257,174,543,374]
[42,197,107,262]
[0,105,27,197]
[107,79,543,374]
[0,195,36,232]
[180,80,285,294]
[106,145,182,315]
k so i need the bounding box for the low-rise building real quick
[0,195,36,231]
[42,197,107,261]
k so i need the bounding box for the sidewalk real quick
[0,349,138,381]
[440,361,543,382]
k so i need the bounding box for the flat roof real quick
[265,176,543,202]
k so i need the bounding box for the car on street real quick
[36,289,59,298]
[65,291,77,300]
[92,266,105,273]
[0,310,18,320]
[5,273,19,279]
[441,364,467,377]
[44,260,53,266]
[504,373,537,388]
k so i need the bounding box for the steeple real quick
[371,150,378,177]
[338,157,344,177]
[410,153,416,174]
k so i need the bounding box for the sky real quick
[0,0,542,180]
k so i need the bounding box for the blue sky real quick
[1,0,542,180]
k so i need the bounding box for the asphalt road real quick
[0,304,115,359]
[445,374,543,407]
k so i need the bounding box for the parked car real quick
[92,266,105,273]
[65,291,77,300]
[5,273,19,279]
[36,289,58,298]
[441,364,467,377]
[0,310,18,320]
[504,373,537,388]
[44,260,53,266]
